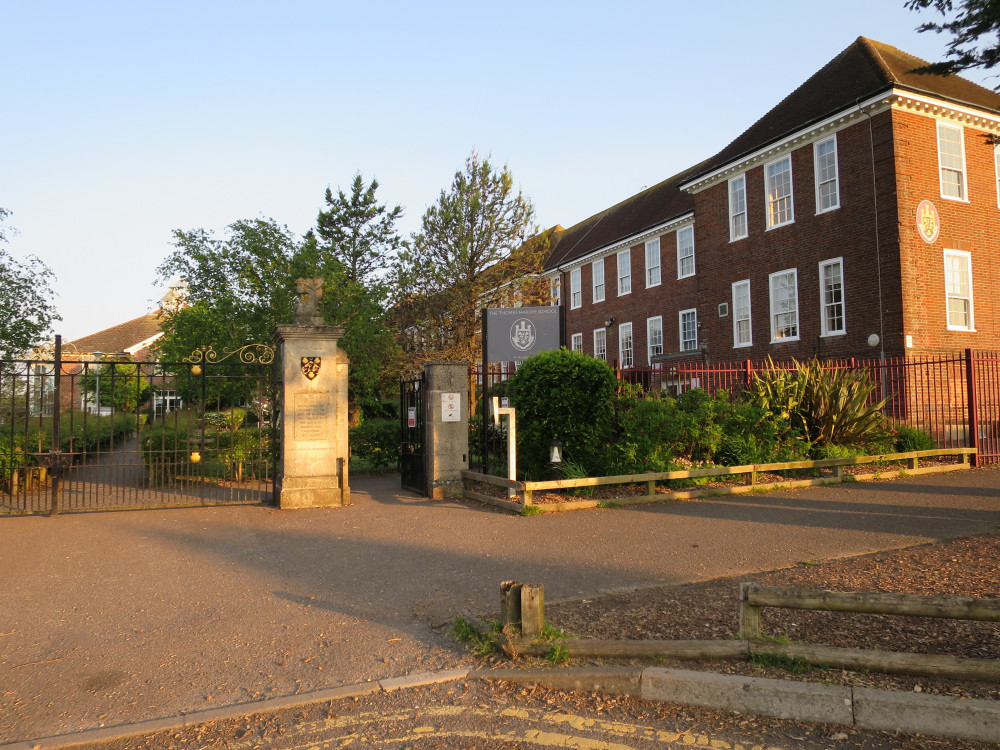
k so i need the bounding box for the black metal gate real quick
[400,374,425,494]
[0,339,278,515]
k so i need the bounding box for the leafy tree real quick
[315,173,403,285]
[907,0,1000,81]
[79,360,151,412]
[0,208,60,359]
[395,152,549,369]
[154,217,301,361]
[307,174,404,416]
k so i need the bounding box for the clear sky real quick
[3,1,993,343]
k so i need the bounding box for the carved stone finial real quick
[295,277,325,326]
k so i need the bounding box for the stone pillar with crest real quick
[273,278,351,508]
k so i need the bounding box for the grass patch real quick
[597,501,621,509]
[539,622,569,641]
[545,644,570,665]
[521,505,545,516]
[450,616,504,658]
[750,652,829,674]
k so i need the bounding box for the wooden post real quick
[521,583,545,638]
[749,466,758,486]
[646,478,655,496]
[833,465,843,480]
[739,581,763,639]
[500,580,523,632]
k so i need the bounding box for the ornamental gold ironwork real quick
[301,356,321,380]
[183,344,275,365]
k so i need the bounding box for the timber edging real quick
[462,447,977,514]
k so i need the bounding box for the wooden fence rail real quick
[739,582,1000,640]
[463,447,976,509]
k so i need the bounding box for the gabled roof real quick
[541,37,1000,275]
[66,312,163,359]
[545,160,707,270]
[686,36,1000,183]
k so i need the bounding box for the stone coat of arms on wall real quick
[301,357,321,380]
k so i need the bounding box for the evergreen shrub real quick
[507,349,617,479]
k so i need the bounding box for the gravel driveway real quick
[1,468,998,743]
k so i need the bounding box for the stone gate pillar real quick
[273,283,350,509]
[423,361,469,499]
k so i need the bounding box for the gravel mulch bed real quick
[545,532,1000,702]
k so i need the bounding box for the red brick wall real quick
[561,105,1000,368]
[693,111,906,363]
[892,108,1000,355]
[561,226,699,366]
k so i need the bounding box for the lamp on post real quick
[549,439,563,465]
[547,438,563,482]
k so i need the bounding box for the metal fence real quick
[470,349,1000,475]
[1,342,277,515]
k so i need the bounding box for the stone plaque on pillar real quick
[273,281,350,508]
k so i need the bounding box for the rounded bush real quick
[507,349,617,479]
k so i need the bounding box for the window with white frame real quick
[618,322,633,368]
[593,328,607,360]
[645,238,661,287]
[769,268,799,341]
[571,332,583,352]
[550,276,561,306]
[729,174,748,240]
[617,249,631,295]
[944,249,974,330]
[679,309,698,351]
[937,122,967,200]
[647,316,663,361]
[765,155,794,228]
[814,136,840,212]
[677,226,695,278]
[570,267,582,309]
[819,258,846,336]
[732,280,752,347]
[592,259,605,302]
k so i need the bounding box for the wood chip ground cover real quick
[545,532,1000,702]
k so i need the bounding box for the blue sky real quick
[3,1,994,342]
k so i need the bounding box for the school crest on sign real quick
[510,318,536,352]
[301,357,321,381]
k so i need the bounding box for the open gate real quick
[400,374,425,494]
[0,339,278,515]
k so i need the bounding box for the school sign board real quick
[484,306,562,362]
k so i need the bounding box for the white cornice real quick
[887,90,1000,130]
[680,91,898,194]
[545,212,695,277]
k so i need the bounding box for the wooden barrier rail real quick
[463,447,976,509]
[739,582,1000,640]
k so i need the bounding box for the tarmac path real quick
[1,467,998,743]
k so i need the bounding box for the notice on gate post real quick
[407,406,416,428]
[442,392,460,422]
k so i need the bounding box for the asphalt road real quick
[1,468,998,744]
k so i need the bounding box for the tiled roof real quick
[545,160,707,269]
[65,312,163,358]
[687,37,1000,183]
[543,37,1000,272]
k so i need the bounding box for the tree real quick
[0,208,60,359]
[154,217,301,362]
[907,0,1000,81]
[308,174,404,417]
[395,152,549,368]
[315,173,403,286]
